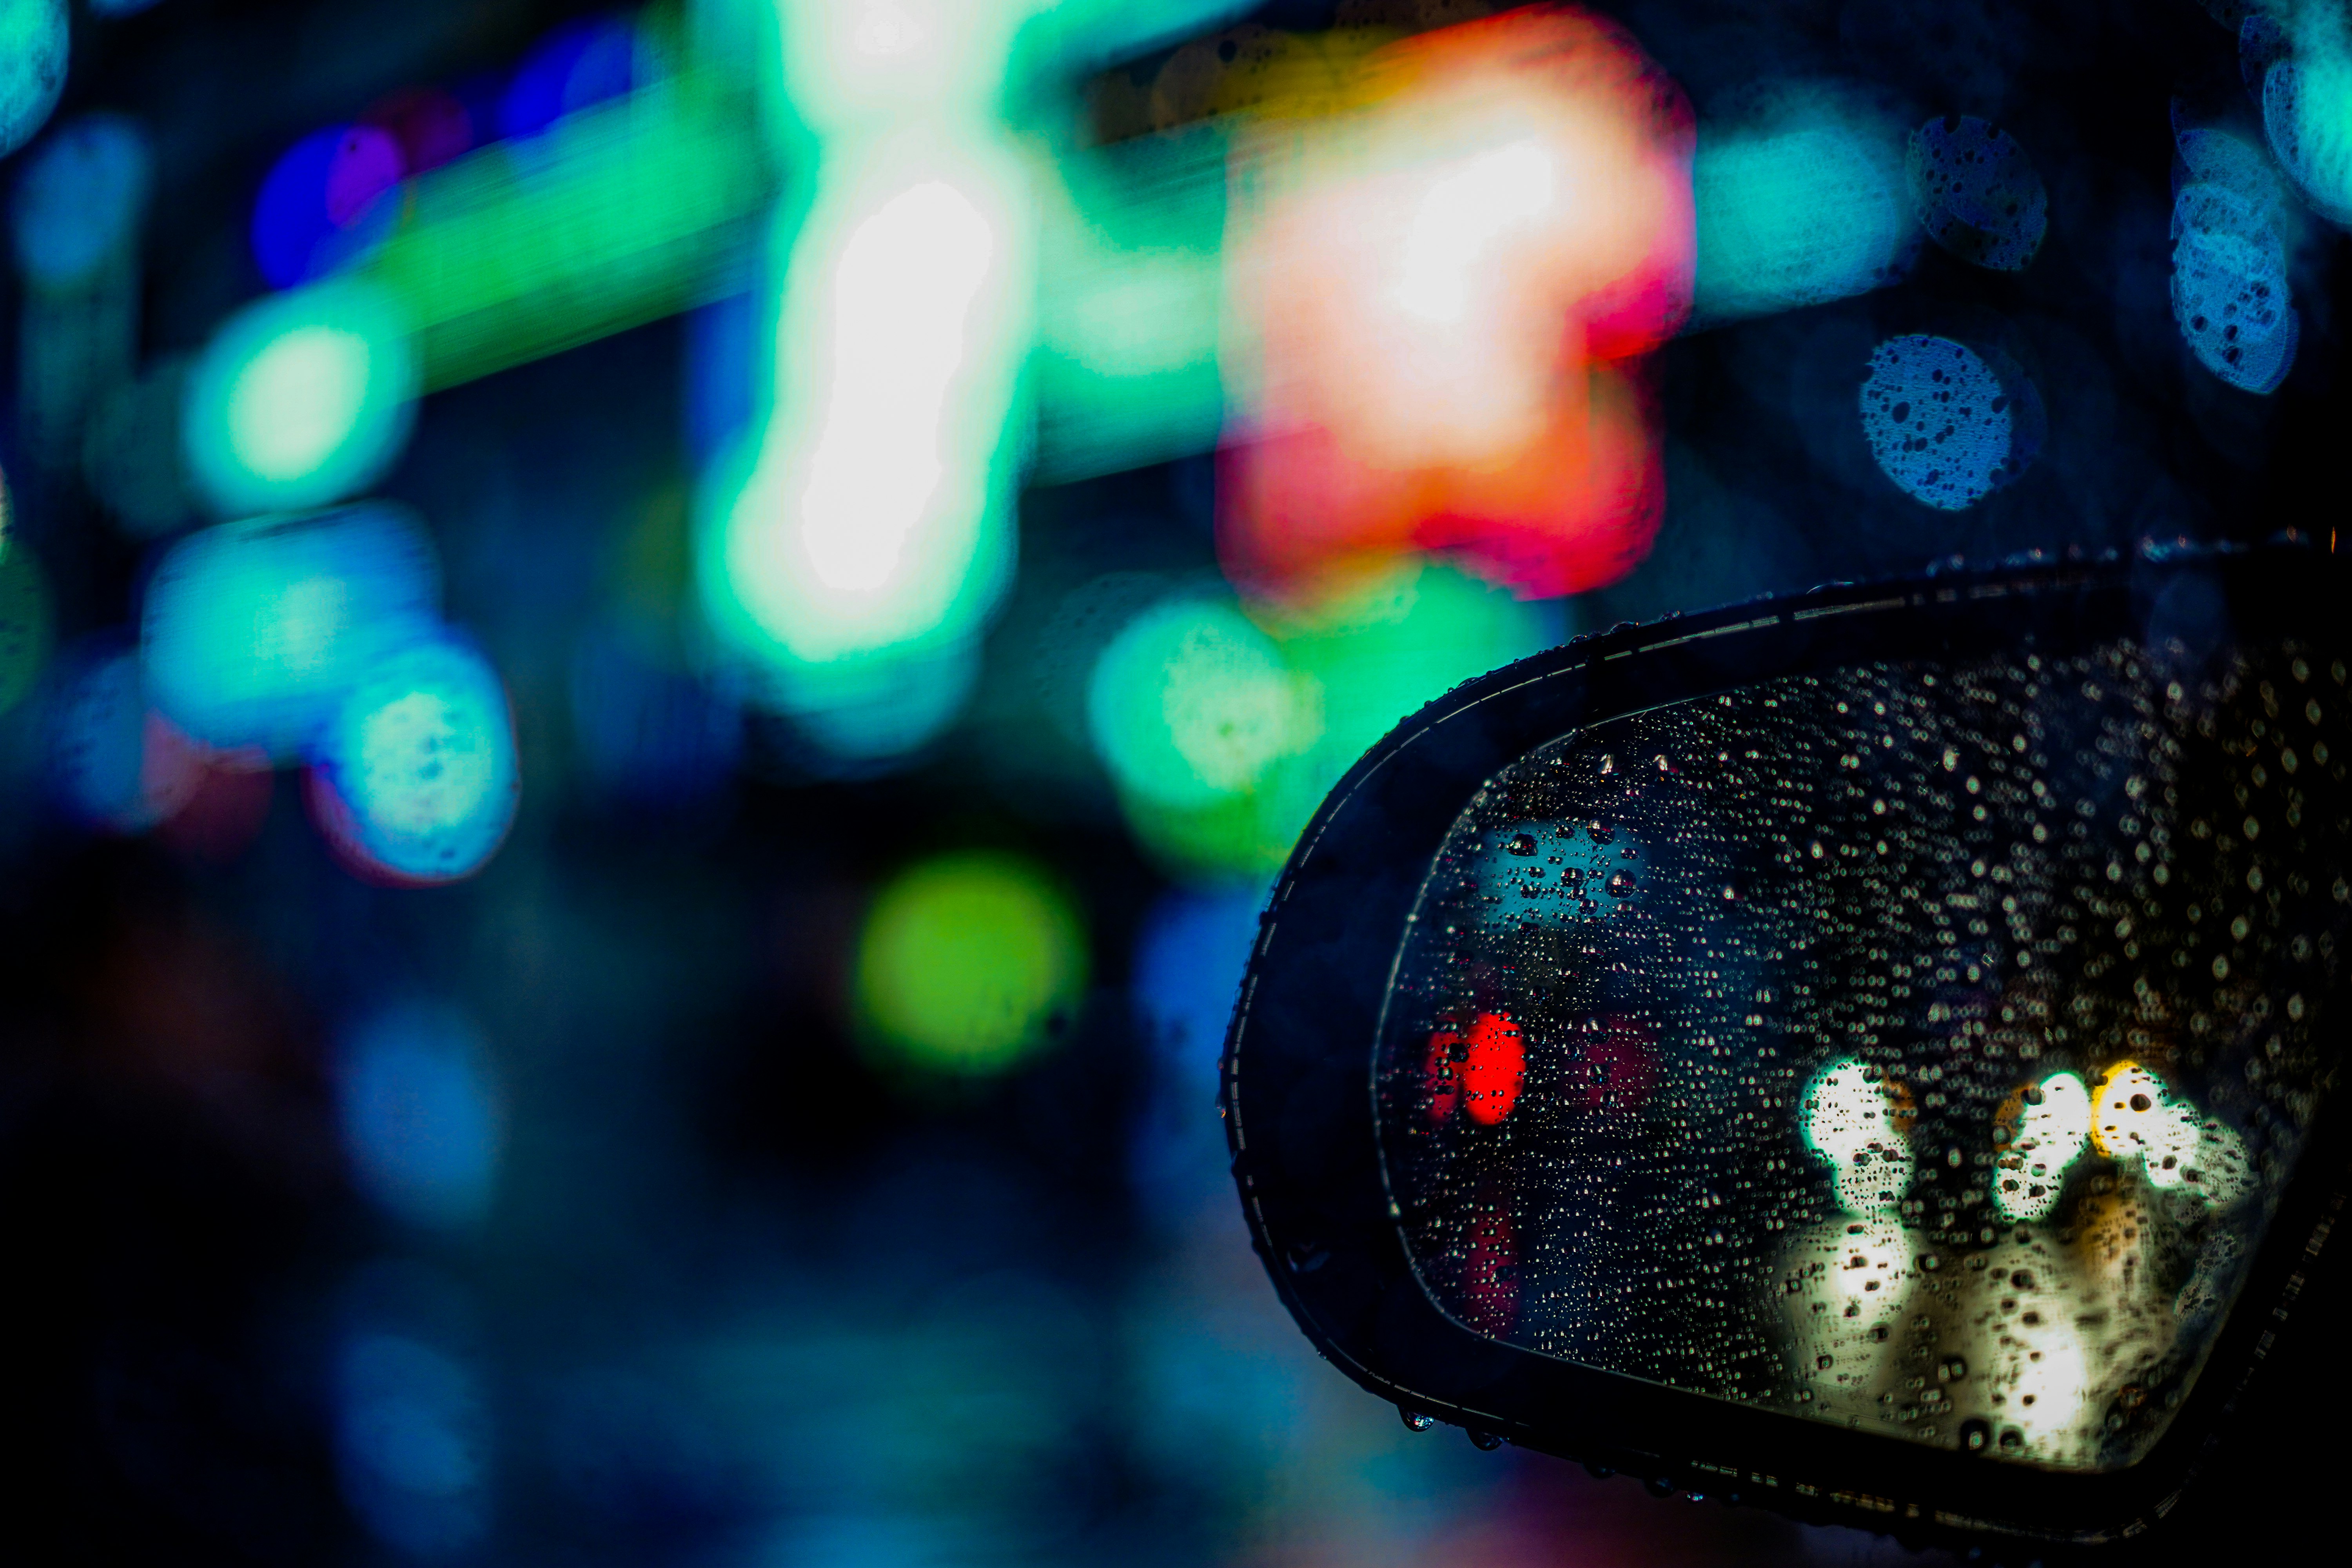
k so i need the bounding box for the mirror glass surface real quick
[1377,631,2347,1470]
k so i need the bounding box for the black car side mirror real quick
[1223,539,2348,1553]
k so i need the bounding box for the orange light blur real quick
[2089,1059,2156,1159]
[1218,5,1695,604]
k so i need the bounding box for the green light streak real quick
[356,73,775,390]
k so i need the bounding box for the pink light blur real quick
[1219,6,1695,604]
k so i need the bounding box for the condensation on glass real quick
[1377,637,2347,1471]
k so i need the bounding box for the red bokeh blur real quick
[1463,1009,1525,1124]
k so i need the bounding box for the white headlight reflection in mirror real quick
[1376,639,2346,1471]
[1801,1054,1916,1216]
[1990,1069,2090,1224]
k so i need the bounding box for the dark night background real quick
[0,2,2343,1564]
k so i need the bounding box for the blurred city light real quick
[0,0,64,158]
[11,114,149,291]
[335,1001,503,1231]
[2090,1060,2254,1207]
[309,634,520,885]
[250,124,406,289]
[6,2,2345,1559]
[13,113,149,470]
[141,503,441,755]
[1801,1054,1913,1217]
[358,70,769,390]
[701,132,1027,763]
[711,150,1025,658]
[45,641,205,832]
[2172,175,2299,395]
[764,635,984,770]
[1218,6,1694,605]
[175,39,775,524]
[777,0,1033,131]
[1030,124,1229,484]
[1089,561,1553,880]
[854,849,1086,1076]
[2263,14,2352,227]
[686,0,1287,767]
[1858,334,2040,510]
[182,279,421,516]
[1470,815,1641,928]
[335,1327,494,1555]
[1446,1012,1524,1126]
[1689,91,1916,327]
[1088,594,1316,815]
[501,14,639,140]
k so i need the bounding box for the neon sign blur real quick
[690,0,1254,762]
[142,1,2020,808]
[1218,7,1696,606]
